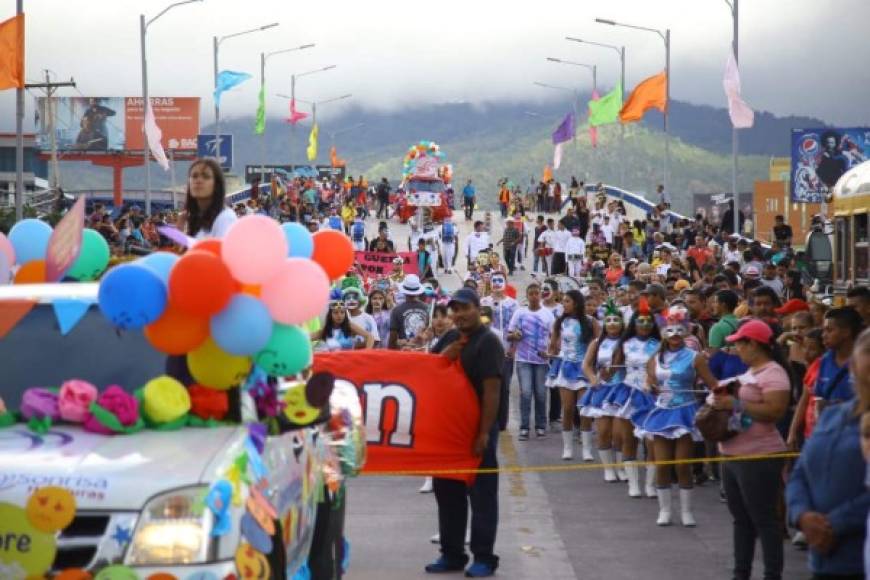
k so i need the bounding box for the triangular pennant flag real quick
[306,123,319,161]
[619,71,667,123]
[551,112,575,145]
[52,298,94,336]
[588,84,623,127]
[255,85,266,135]
[0,299,37,339]
[0,14,25,91]
[214,70,252,107]
[286,98,308,125]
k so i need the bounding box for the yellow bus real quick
[831,160,870,294]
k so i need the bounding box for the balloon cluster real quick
[97,215,354,390]
[402,140,446,179]
[0,220,111,284]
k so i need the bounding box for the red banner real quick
[313,351,481,483]
[354,251,418,278]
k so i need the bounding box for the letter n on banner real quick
[313,351,480,483]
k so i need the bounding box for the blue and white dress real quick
[603,337,659,419]
[632,346,702,440]
[546,317,590,390]
[578,337,625,417]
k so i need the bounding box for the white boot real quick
[645,467,657,498]
[580,431,594,462]
[615,451,628,481]
[680,488,696,527]
[561,431,574,460]
[624,461,642,498]
[656,488,673,526]
[598,448,617,482]
[419,477,433,493]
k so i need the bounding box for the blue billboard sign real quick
[790,127,870,203]
[197,134,233,169]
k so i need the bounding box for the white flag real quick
[144,102,170,170]
[723,51,754,129]
[553,142,564,170]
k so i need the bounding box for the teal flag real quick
[588,84,623,127]
[254,85,266,135]
[214,70,252,106]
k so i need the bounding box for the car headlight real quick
[126,486,213,565]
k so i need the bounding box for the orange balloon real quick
[14,259,47,284]
[241,284,261,297]
[55,570,92,580]
[146,574,178,580]
[144,302,210,355]
[311,230,354,281]
[168,251,235,316]
[193,238,222,256]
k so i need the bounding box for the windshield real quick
[407,179,443,193]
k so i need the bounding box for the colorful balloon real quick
[168,251,235,317]
[260,258,329,325]
[311,230,354,280]
[210,294,273,355]
[138,251,179,283]
[8,218,52,264]
[0,231,15,267]
[143,302,210,355]
[221,215,288,284]
[193,238,222,256]
[187,338,252,390]
[14,259,47,284]
[67,229,111,281]
[98,264,167,330]
[254,324,312,377]
[281,222,314,259]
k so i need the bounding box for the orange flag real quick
[542,165,553,183]
[619,71,667,123]
[0,14,24,91]
[330,146,346,168]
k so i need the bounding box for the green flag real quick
[588,84,622,127]
[254,85,266,135]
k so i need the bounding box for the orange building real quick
[753,180,821,245]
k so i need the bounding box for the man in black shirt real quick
[772,215,793,247]
[376,177,391,219]
[426,288,504,577]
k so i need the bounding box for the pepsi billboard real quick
[790,127,870,203]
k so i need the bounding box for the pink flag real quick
[723,51,754,129]
[588,89,599,148]
[144,101,170,170]
[286,98,309,125]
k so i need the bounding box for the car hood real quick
[0,425,244,510]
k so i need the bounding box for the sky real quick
[2,0,869,130]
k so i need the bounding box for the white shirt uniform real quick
[552,229,571,253]
[464,231,491,262]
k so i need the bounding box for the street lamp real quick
[140,0,204,216]
[725,0,741,236]
[567,36,627,187]
[213,22,279,165]
[595,17,670,193]
[286,65,336,164]
[547,57,599,178]
[329,123,365,146]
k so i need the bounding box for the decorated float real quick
[395,141,453,224]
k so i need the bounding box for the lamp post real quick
[286,65,336,165]
[329,123,365,147]
[213,22,278,168]
[547,57,597,178]
[140,0,204,216]
[595,17,670,195]
[725,0,740,236]
[566,36,626,188]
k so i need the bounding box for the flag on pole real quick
[330,145,346,167]
[588,89,600,148]
[551,112,574,170]
[254,85,266,135]
[0,14,24,91]
[723,51,754,129]
[307,123,319,161]
[588,84,623,127]
[619,72,667,123]
[542,165,553,183]
[213,70,252,106]
[144,102,170,171]
[286,98,308,125]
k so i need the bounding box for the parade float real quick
[395,141,453,224]
[0,214,364,579]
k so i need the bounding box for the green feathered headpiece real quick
[603,298,621,319]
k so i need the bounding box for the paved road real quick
[343,210,814,579]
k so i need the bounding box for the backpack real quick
[328,215,342,231]
[441,222,455,243]
[352,222,365,241]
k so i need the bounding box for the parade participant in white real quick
[565,229,586,278]
[344,286,380,347]
[438,218,458,274]
[464,220,491,269]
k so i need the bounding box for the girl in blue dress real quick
[311,289,374,351]
[605,297,661,498]
[580,300,626,482]
[546,290,598,460]
[634,306,718,527]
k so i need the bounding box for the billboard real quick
[790,127,870,203]
[692,192,753,226]
[197,134,233,169]
[244,164,346,183]
[35,97,200,152]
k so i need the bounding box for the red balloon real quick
[168,251,235,316]
[193,238,222,256]
[311,230,354,280]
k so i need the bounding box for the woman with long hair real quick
[635,306,719,527]
[311,290,374,351]
[366,288,392,349]
[605,298,661,498]
[179,157,237,239]
[547,290,598,460]
[580,300,627,481]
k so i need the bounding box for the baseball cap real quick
[726,319,773,344]
[448,287,480,308]
[744,265,761,279]
[642,283,667,299]
[673,279,691,292]
[774,298,810,315]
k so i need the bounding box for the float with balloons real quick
[401,140,446,180]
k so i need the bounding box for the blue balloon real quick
[138,251,179,283]
[281,222,314,258]
[8,218,52,264]
[98,264,167,330]
[210,294,273,355]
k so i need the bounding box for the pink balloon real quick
[221,215,288,284]
[0,232,15,267]
[261,258,330,325]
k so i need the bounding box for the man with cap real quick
[427,288,504,577]
[388,274,430,350]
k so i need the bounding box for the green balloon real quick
[68,228,111,281]
[255,324,312,376]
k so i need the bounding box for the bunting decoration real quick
[723,51,754,129]
[619,71,667,123]
[0,13,24,91]
[306,123,319,162]
[588,84,623,127]
[144,102,170,171]
[286,98,308,125]
[214,71,252,107]
[254,85,266,135]
[0,299,37,339]
[52,299,95,336]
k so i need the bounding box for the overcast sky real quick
[2,0,869,130]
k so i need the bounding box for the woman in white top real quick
[178,158,238,240]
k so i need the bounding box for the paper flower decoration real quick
[58,380,99,423]
[83,386,143,435]
[188,384,229,421]
[21,388,60,421]
[141,376,190,424]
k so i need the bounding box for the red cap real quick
[726,319,773,344]
[774,298,810,315]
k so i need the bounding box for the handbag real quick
[694,380,738,442]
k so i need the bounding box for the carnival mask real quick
[491,275,506,290]
[662,325,687,339]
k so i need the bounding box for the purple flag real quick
[552,112,575,145]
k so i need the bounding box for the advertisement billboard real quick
[35,97,200,152]
[197,134,233,169]
[692,192,753,227]
[790,127,870,203]
[244,164,346,183]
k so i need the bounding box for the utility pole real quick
[25,74,76,198]
[728,0,740,236]
[14,0,23,222]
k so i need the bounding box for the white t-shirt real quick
[552,229,571,253]
[194,206,238,240]
[565,236,586,257]
[349,311,380,344]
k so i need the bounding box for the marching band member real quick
[565,228,586,278]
